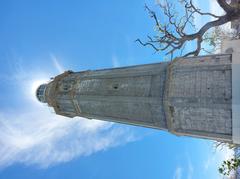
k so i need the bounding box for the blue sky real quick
[0,0,234,179]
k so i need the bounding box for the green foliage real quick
[218,157,240,176]
[215,142,240,176]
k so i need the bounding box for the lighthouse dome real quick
[36,84,47,103]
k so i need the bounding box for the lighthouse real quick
[36,53,239,144]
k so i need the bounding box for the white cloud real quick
[0,58,136,168]
[112,55,120,68]
[0,110,135,168]
[187,156,194,179]
[203,144,234,171]
[209,0,225,20]
[50,53,65,73]
[173,166,183,179]
[209,0,232,32]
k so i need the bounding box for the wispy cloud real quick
[173,152,193,179]
[0,110,135,168]
[112,55,120,68]
[173,166,183,179]
[192,0,203,30]
[186,154,194,179]
[0,58,136,168]
[50,53,65,73]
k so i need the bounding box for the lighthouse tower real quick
[36,53,239,144]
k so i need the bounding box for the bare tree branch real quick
[217,0,234,12]
[137,0,240,57]
[135,39,159,52]
[186,0,221,18]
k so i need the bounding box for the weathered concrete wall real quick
[46,63,169,130]
[164,54,232,142]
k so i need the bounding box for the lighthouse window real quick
[113,84,119,89]
[61,84,71,91]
